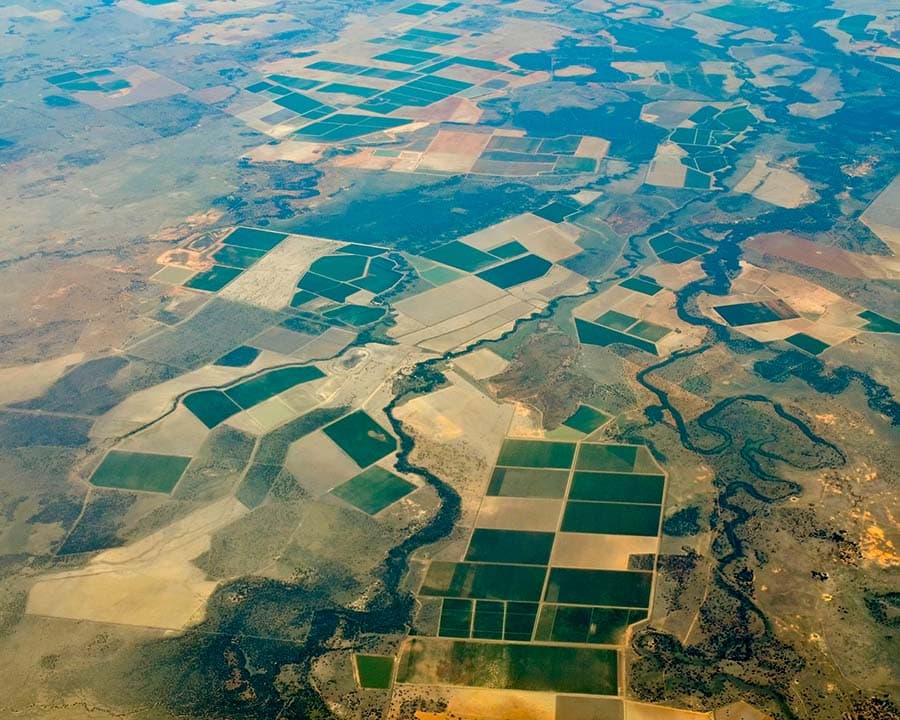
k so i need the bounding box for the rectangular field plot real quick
[628,320,670,342]
[438,598,473,638]
[184,265,243,292]
[223,227,287,252]
[323,304,387,326]
[715,300,799,326]
[330,466,415,514]
[422,240,497,272]
[183,389,242,428]
[475,254,552,288]
[576,443,638,472]
[472,599,504,639]
[596,310,638,331]
[487,467,571,498]
[91,451,191,493]
[212,244,267,269]
[569,471,664,504]
[562,405,610,434]
[396,638,618,695]
[535,605,644,645]
[575,318,657,355]
[293,113,412,142]
[561,501,661,536]
[620,277,662,295]
[323,410,397,467]
[225,365,325,409]
[544,568,653,608]
[785,332,829,354]
[420,561,546,601]
[858,310,900,333]
[355,654,394,689]
[496,439,576,469]
[503,601,539,640]
[464,529,554,565]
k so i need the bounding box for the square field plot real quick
[331,466,415,514]
[91,451,191,493]
[439,598,473,637]
[323,410,397,467]
[223,227,287,252]
[354,654,394,689]
[496,439,576,469]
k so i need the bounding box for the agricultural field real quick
[3,0,898,719]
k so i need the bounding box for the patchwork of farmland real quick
[397,436,667,695]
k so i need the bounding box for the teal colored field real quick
[223,227,287,252]
[294,113,412,142]
[338,243,387,257]
[331,466,415,514]
[496,439,576,469]
[561,500,661,536]
[324,410,397,467]
[575,318,657,354]
[183,389,242,428]
[472,599,504,639]
[323,304,386,326]
[374,48,440,65]
[91,451,191,493]
[225,365,325,409]
[422,240,496,272]
[267,74,321,91]
[576,443,637,472]
[439,598,473,638]
[555,156,597,173]
[597,310,637,331]
[290,290,317,308]
[420,561,547,601]
[397,638,618,694]
[215,346,260,367]
[355,654,394,689]
[545,568,653,608]
[184,265,243,292]
[212,244,267,269]
[562,405,610,434]
[317,82,380,98]
[310,254,368,281]
[421,265,464,285]
[476,254,551,288]
[486,467,570,498]
[715,300,798,326]
[785,332,829,355]
[858,310,900,333]
[489,240,528,259]
[569,471,664,504]
[533,200,579,223]
[352,265,402,294]
[628,320,670,342]
[465,529,554,565]
[620,277,662,295]
[296,272,358,302]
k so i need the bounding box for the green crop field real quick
[214,346,260,367]
[423,240,497,272]
[184,265,243,292]
[211,245,267,269]
[420,561,547,601]
[183,389,242,428]
[309,254,368,281]
[496,439,576,468]
[476,254,551,288]
[576,319,657,354]
[628,320,670,342]
[91,451,191,493]
[561,500,661,535]
[486,467,570,498]
[562,405,610,434]
[223,227,287,252]
[545,568,653,608]
[472,600,504,639]
[225,366,324,409]
[330,466,415,514]
[324,410,397,467]
[620,277,662,295]
[397,638,618,694]
[355,654,394,689]
[489,240,528,259]
[576,443,637,472]
[464,529,554,565]
[785,332,830,355]
[596,310,638,330]
[323,304,386,326]
[438,598,473,638]
[569,471,664,504]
